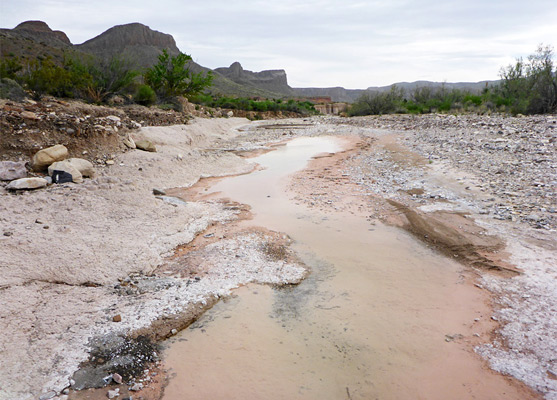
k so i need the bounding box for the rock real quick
[227,111,234,118]
[6,177,48,190]
[113,314,122,322]
[107,388,120,399]
[20,110,39,120]
[112,372,123,384]
[0,161,27,181]
[130,383,143,391]
[106,115,121,123]
[51,170,73,184]
[48,161,83,183]
[123,135,136,149]
[152,188,166,196]
[39,391,56,400]
[3,231,13,236]
[106,160,115,165]
[31,144,68,171]
[67,158,96,177]
[171,328,178,335]
[135,140,157,152]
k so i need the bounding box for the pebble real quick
[107,388,120,399]
[112,372,123,384]
[38,391,56,400]
[130,382,143,391]
[112,314,122,322]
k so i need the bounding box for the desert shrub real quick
[0,56,23,80]
[0,78,26,101]
[190,95,317,115]
[144,49,213,101]
[348,86,404,116]
[494,44,557,114]
[134,84,156,106]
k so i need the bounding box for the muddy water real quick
[162,137,534,400]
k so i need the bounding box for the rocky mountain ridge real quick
[215,62,294,96]
[1,20,497,102]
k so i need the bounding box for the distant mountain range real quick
[0,21,498,102]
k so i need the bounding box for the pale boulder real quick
[0,161,27,181]
[135,140,157,152]
[6,177,48,190]
[32,145,68,171]
[123,134,136,149]
[48,161,83,183]
[66,158,96,178]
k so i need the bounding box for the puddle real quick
[162,137,537,399]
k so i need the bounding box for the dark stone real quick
[51,170,73,184]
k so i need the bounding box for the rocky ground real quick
[0,104,556,399]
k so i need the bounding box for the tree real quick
[144,49,213,101]
[497,44,556,114]
[67,54,139,103]
[348,85,404,116]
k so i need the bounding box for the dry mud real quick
[1,113,556,400]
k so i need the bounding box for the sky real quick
[1,0,556,88]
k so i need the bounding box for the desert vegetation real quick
[0,49,213,107]
[190,94,318,115]
[348,45,557,116]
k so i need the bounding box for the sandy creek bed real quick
[161,137,537,399]
[2,115,554,400]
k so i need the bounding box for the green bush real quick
[190,95,318,115]
[144,49,213,101]
[134,85,156,106]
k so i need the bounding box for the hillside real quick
[1,20,500,102]
[0,21,289,99]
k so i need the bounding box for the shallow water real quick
[162,137,533,400]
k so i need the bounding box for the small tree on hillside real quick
[144,49,213,102]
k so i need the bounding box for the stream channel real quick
[162,136,530,400]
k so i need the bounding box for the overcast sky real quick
[1,0,556,88]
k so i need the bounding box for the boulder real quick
[48,161,83,183]
[6,177,48,190]
[135,139,157,152]
[66,158,96,177]
[123,134,136,149]
[31,144,68,171]
[0,161,27,181]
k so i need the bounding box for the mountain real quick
[215,62,294,97]
[0,21,289,98]
[0,21,76,65]
[294,87,365,103]
[77,23,180,68]
[295,80,498,102]
[366,80,496,93]
[1,20,499,102]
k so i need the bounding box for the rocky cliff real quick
[215,62,294,96]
